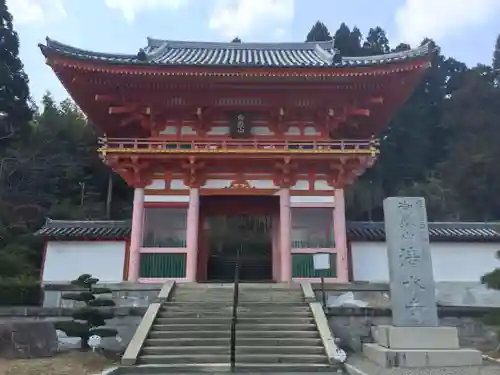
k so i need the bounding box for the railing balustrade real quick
[98,137,377,153]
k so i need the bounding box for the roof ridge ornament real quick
[137,48,147,61]
[315,39,342,65]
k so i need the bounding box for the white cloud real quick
[8,0,66,25]
[395,0,500,46]
[104,0,188,22]
[209,0,294,40]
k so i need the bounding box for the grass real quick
[0,351,116,375]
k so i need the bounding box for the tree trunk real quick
[106,174,113,219]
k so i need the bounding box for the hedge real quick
[0,279,43,306]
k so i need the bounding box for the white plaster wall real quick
[351,241,500,283]
[144,195,189,203]
[43,241,126,282]
[290,196,334,204]
[291,180,309,191]
[146,179,166,190]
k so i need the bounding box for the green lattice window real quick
[292,253,336,278]
[139,253,186,278]
[291,239,335,249]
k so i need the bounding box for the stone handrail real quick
[121,281,175,366]
[300,282,345,365]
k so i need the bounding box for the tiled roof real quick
[348,222,500,242]
[39,37,432,69]
[36,219,131,239]
[36,219,500,242]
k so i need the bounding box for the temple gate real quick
[39,38,432,283]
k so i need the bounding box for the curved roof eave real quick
[40,37,433,70]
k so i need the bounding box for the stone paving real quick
[345,355,500,375]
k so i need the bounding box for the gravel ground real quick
[0,351,116,375]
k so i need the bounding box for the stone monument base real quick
[363,325,483,368]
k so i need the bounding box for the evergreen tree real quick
[305,21,331,42]
[333,23,363,56]
[493,34,500,71]
[493,34,500,85]
[0,0,32,141]
[363,27,390,55]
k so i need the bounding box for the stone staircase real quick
[119,283,343,373]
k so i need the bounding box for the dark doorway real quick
[205,215,273,282]
[199,196,278,282]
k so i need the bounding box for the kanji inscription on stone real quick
[383,197,439,327]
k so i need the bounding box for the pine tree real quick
[305,21,331,42]
[482,253,500,337]
[0,0,32,141]
[55,274,117,350]
[333,23,363,56]
[493,34,500,85]
[493,34,500,71]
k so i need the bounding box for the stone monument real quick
[363,197,483,368]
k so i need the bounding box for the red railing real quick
[98,137,377,153]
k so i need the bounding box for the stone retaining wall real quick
[328,306,500,353]
[0,307,147,354]
[0,304,497,356]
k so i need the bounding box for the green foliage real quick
[0,0,32,141]
[481,252,500,329]
[0,277,42,306]
[55,274,117,350]
[305,21,331,42]
[0,90,133,278]
[482,269,500,291]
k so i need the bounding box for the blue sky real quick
[9,0,500,104]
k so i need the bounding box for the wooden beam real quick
[95,94,116,102]
[109,106,151,115]
[369,97,384,104]
[350,108,370,117]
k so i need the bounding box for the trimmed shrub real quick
[54,274,117,350]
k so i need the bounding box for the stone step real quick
[160,307,311,314]
[150,323,317,332]
[173,295,304,300]
[144,337,323,347]
[162,302,310,310]
[172,299,305,304]
[117,363,340,374]
[175,283,301,290]
[155,316,315,325]
[142,345,325,355]
[139,353,329,365]
[157,310,313,318]
[148,330,320,339]
[174,289,302,294]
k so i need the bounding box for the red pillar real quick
[280,188,292,282]
[128,187,145,282]
[334,188,349,282]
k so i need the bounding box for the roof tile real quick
[40,38,432,69]
[36,219,500,242]
[347,222,500,242]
